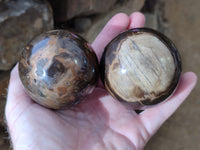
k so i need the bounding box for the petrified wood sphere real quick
[19,30,99,109]
[100,28,181,109]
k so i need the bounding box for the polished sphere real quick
[19,30,99,109]
[100,28,181,109]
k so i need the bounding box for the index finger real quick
[91,13,129,61]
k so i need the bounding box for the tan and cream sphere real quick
[100,28,181,109]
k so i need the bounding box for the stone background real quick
[0,0,199,149]
[145,0,200,149]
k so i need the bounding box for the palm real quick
[6,12,197,150]
[7,85,147,149]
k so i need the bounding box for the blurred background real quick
[0,0,199,149]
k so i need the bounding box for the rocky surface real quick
[0,71,10,149]
[142,0,169,33]
[81,0,145,43]
[74,17,92,33]
[0,71,10,126]
[0,0,53,70]
[145,0,200,149]
[49,0,117,22]
[0,124,9,150]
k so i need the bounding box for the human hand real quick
[5,12,197,150]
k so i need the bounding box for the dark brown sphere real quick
[100,28,181,109]
[19,30,99,109]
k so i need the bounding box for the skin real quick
[5,12,197,150]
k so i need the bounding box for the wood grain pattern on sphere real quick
[100,28,181,109]
[19,30,99,109]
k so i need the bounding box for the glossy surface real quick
[19,30,99,109]
[100,28,181,109]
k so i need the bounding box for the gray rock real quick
[74,17,92,32]
[49,0,117,22]
[0,0,53,70]
[144,13,158,30]
[143,0,169,34]
[0,71,9,126]
[81,0,145,43]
